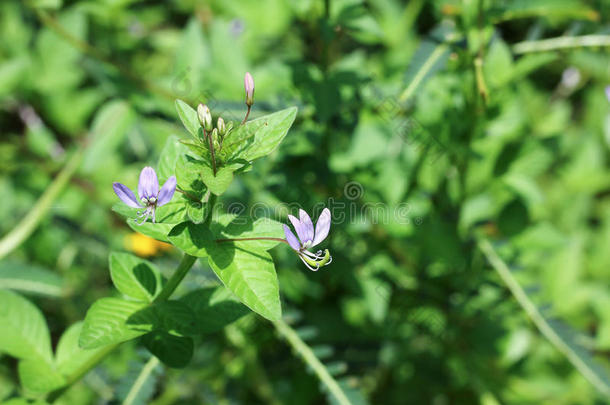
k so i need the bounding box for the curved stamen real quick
[298,253,319,271]
[301,249,324,259]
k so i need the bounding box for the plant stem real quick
[122,356,160,405]
[207,131,217,176]
[47,343,118,402]
[204,193,217,227]
[477,238,610,397]
[153,254,197,302]
[512,34,610,54]
[241,105,251,125]
[398,44,449,103]
[0,147,83,259]
[273,319,353,405]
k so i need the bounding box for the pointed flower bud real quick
[244,72,254,106]
[197,103,213,132]
[217,117,226,136]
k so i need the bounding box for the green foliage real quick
[2,0,610,403]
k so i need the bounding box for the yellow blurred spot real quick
[124,232,172,257]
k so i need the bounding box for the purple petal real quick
[113,182,141,208]
[157,176,177,206]
[138,167,159,200]
[283,225,300,251]
[606,86,610,103]
[298,209,314,244]
[288,214,305,243]
[312,208,331,247]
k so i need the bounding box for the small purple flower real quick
[113,167,176,225]
[606,86,610,103]
[283,208,332,271]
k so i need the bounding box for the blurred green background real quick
[1,0,610,403]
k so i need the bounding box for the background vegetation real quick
[1,0,610,404]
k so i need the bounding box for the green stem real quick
[273,319,353,405]
[478,238,610,397]
[512,35,610,54]
[153,254,197,303]
[47,343,118,402]
[398,44,449,103]
[122,356,160,405]
[204,193,217,227]
[0,147,83,259]
[216,237,289,245]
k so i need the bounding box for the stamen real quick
[298,254,319,271]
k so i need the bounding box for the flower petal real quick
[138,166,159,199]
[157,176,177,206]
[298,209,314,244]
[113,182,141,208]
[283,225,300,251]
[312,208,331,247]
[288,214,305,244]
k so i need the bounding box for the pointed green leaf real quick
[224,107,297,161]
[0,290,53,363]
[207,245,281,321]
[127,300,196,336]
[142,331,194,368]
[175,99,200,139]
[168,222,215,257]
[200,164,235,195]
[157,135,189,180]
[79,298,149,349]
[113,202,187,243]
[109,253,163,302]
[55,322,108,378]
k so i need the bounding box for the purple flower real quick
[244,72,254,106]
[113,167,176,225]
[283,208,332,271]
[606,86,610,103]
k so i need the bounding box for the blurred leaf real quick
[490,0,599,22]
[55,322,107,377]
[82,101,135,173]
[0,289,53,362]
[18,358,65,394]
[0,260,64,297]
[115,355,162,405]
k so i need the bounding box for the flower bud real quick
[197,103,213,132]
[217,117,226,136]
[244,72,254,106]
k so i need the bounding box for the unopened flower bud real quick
[217,117,226,136]
[244,72,254,107]
[197,104,213,132]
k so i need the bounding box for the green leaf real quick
[0,289,53,362]
[180,287,250,334]
[176,154,206,199]
[79,298,149,349]
[127,300,196,337]
[186,200,206,224]
[207,245,281,321]
[168,222,215,258]
[0,261,64,297]
[157,135,189,181]
[175,99,200,139]
[212,214,285,251]
[142,331,194,368]
[18,358,65,394]
[200,163,236,195]
[55,322,107,378]
[224,107,297,161]
[109,252,163,302]
[81,101,135,173]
